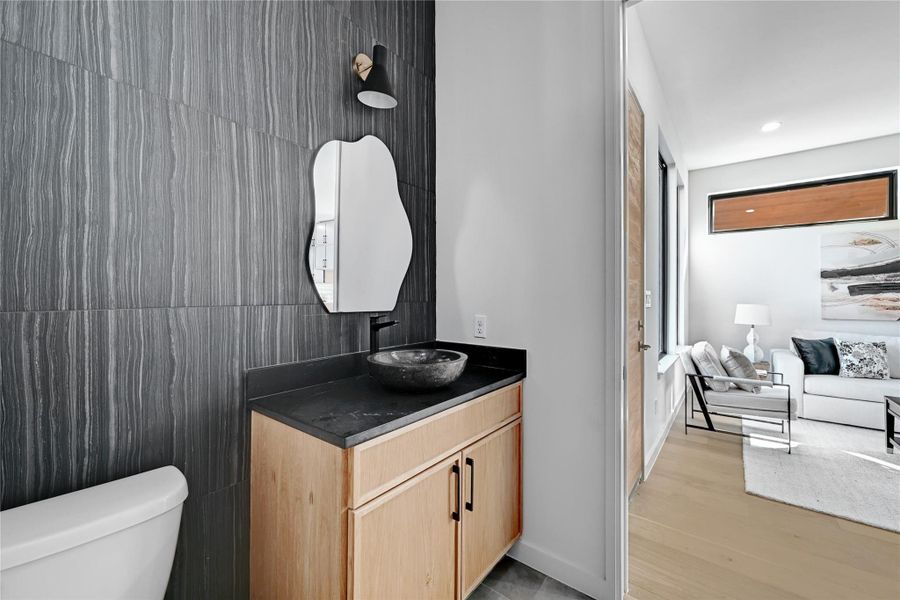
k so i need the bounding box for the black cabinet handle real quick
[465,457,475,511]
[451,464,461,522]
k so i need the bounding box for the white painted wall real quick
[436,2,622,597]
[689,134,900,353]
[626,10,687,474]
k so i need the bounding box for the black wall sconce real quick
[352,44,397,109]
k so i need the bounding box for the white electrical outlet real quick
[474,314,488,339]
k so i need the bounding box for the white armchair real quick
[678,348,796,453]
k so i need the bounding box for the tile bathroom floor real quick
[472,556,592,600]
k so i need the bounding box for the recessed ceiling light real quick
[745,209,756,213]
[761,121,782,133]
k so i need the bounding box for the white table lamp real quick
[734,303,771,362]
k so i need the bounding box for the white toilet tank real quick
[1,466,188,600]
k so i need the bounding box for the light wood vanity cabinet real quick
[349,454,461,600]
[460,420,522,598]
[250,382,523,600]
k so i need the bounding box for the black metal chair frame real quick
[684,372,793,454]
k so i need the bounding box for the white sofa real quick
[771,329,900,429]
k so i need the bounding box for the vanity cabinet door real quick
[349,453,461,600]
[461,419,522,597]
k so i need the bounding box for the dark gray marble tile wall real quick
[0,1,435,598]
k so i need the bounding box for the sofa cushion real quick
[791,329,900,378]
[691,341,730,392]
[836,340,890,380]
[704,387,795,418]
[804,374,900,403]
[719,346,760,392]
[792,337,839,375]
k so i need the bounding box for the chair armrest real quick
[686,372,775,388]
[686,373,787,387]
[687,372,775,388]
[708,375,774,388]
[771,348,804,398]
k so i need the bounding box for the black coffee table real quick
[886,396,900,454]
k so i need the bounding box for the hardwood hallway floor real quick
[627,421,900,600]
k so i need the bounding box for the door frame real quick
[617,2,632,599]
[601,2,627,600]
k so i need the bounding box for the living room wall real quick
[688,134,900,355]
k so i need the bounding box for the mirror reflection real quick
[309,135,413,312]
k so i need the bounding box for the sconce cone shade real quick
[358,45,397,109]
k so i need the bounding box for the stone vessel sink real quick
[368,349,468,391]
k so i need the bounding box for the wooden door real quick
[460,420,522,597]
[625,86,645,495]
[349,453,461,600]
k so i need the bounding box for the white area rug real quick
[741,418,900,532]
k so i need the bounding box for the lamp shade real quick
[734,303,771,326]
[358,44,397,109]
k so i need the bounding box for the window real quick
[708,170,896,233]
[658,154,669,358]
[675,185,683,347]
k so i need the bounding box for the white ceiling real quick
[633,0,900,170]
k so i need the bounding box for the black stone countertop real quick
[246,341,526,448]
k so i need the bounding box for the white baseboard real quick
[643,392,685,478]
[507,538,609,599]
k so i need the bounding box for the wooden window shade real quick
[709,171,897,233]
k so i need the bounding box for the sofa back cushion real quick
[792,337,840,375]
[691,341,731,392]
[791,329,900,378]
[720,346,761,393]
[836,340,891,380]
[678,348,698,376]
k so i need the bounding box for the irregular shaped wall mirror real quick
[309,135,413,312]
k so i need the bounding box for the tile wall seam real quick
[0,300,433,317]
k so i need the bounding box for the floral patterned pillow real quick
[836,340,890,380]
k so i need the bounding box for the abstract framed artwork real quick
[821,229,900,321]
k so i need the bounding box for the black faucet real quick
[369,315,399,355]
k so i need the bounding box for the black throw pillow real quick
[792,337,840,375]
